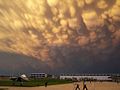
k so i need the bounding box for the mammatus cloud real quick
[0,0,120,72]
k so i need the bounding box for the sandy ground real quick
[0,82,120,90]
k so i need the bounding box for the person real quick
[75,84,80,90]
[45,81,48,87]
[83,81,88,90]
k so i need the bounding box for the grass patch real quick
[0,78,72,87]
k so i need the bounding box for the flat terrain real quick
[0,79,72,87]
[0,82,120,90]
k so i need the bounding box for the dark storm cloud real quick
[0,52,50,75]
[50,45,120,74]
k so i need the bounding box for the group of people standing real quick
[75,81,88,90]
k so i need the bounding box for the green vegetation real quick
[0,78,72,87]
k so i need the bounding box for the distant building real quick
[110,75,120,82]
[30,73,47,79]
[60,74,114,81]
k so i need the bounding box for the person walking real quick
[83,81,88,90]
[75,84,80,90]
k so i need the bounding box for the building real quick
[110,74,120,82]
[30,73,47,79]
[60,74,113,81]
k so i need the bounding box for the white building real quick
[60,74,112,81]
[30,73,47,79]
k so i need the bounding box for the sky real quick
[0,0,120,75]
